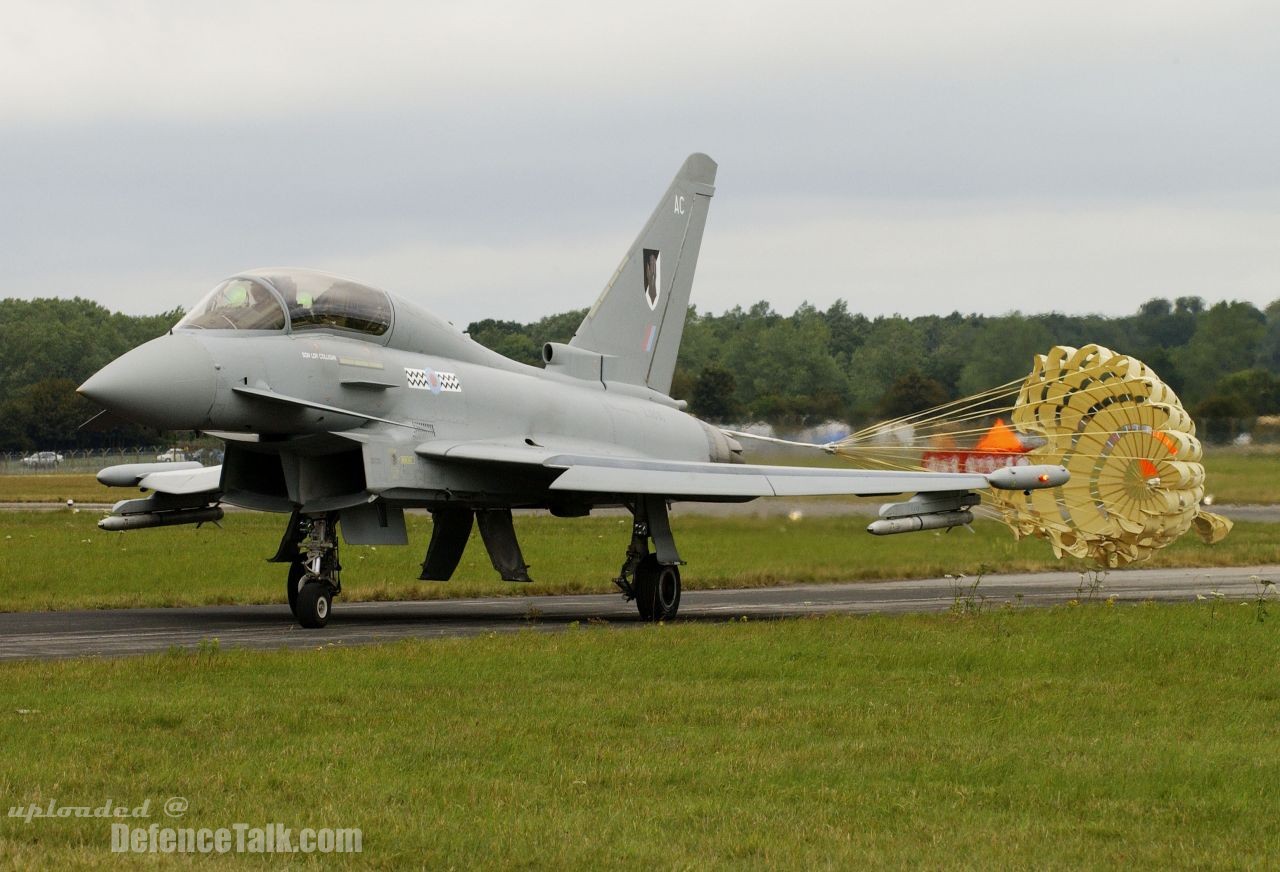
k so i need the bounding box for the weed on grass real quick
[1252,575,1276,623]
[1197,589,1229,623]
[946,564,990,616]
[1077,568,1108,601]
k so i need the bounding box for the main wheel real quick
[633,554,681,622]
[295,583,333,629]
[286,560,306,617]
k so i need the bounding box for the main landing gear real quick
[286,514,342,629]
[276,500,684,628]
[614,496,683,622]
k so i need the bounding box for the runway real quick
[1,564,1275,661]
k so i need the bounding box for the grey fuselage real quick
[80,285,735,516]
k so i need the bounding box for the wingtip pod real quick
[986,464,1069,491]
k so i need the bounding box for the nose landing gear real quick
[287,514,341,628]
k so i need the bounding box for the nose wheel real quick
[286,514,341,628]
[295,582,333,629]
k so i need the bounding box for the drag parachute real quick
[805,344,1232,568]
[986,344,1231,567]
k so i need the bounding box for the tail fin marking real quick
[569,153,717,395]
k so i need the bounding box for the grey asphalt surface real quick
[0,564,1274,661]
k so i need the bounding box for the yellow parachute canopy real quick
[821,343,1231,568]
[986,344,1231,567]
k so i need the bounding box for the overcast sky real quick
[3,1,1278,324]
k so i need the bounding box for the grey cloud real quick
[2,3,1278,321]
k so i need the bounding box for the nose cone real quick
[79,334,217,429]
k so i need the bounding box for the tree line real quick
[469,296,1280,440]
[2,294,1278,451]
[0,298,180,451]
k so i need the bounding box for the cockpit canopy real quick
[176,269,393,337]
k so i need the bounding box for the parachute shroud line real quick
[740,343,1230,568]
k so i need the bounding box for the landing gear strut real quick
[287,514,341,628]
[614,496,682,622]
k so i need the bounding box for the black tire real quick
[633,554,681,622]
[286,560,305,617]
[295,583,332,629]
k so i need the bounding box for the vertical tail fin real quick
[569,153,716,394]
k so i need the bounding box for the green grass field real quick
[1,606,1276,867]
[1194,447,1280,505]
[2,511,1278,613]
[0,474,118,504]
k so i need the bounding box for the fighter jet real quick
[79,154,1067,628]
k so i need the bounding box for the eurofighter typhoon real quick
[79,155,1067,627]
